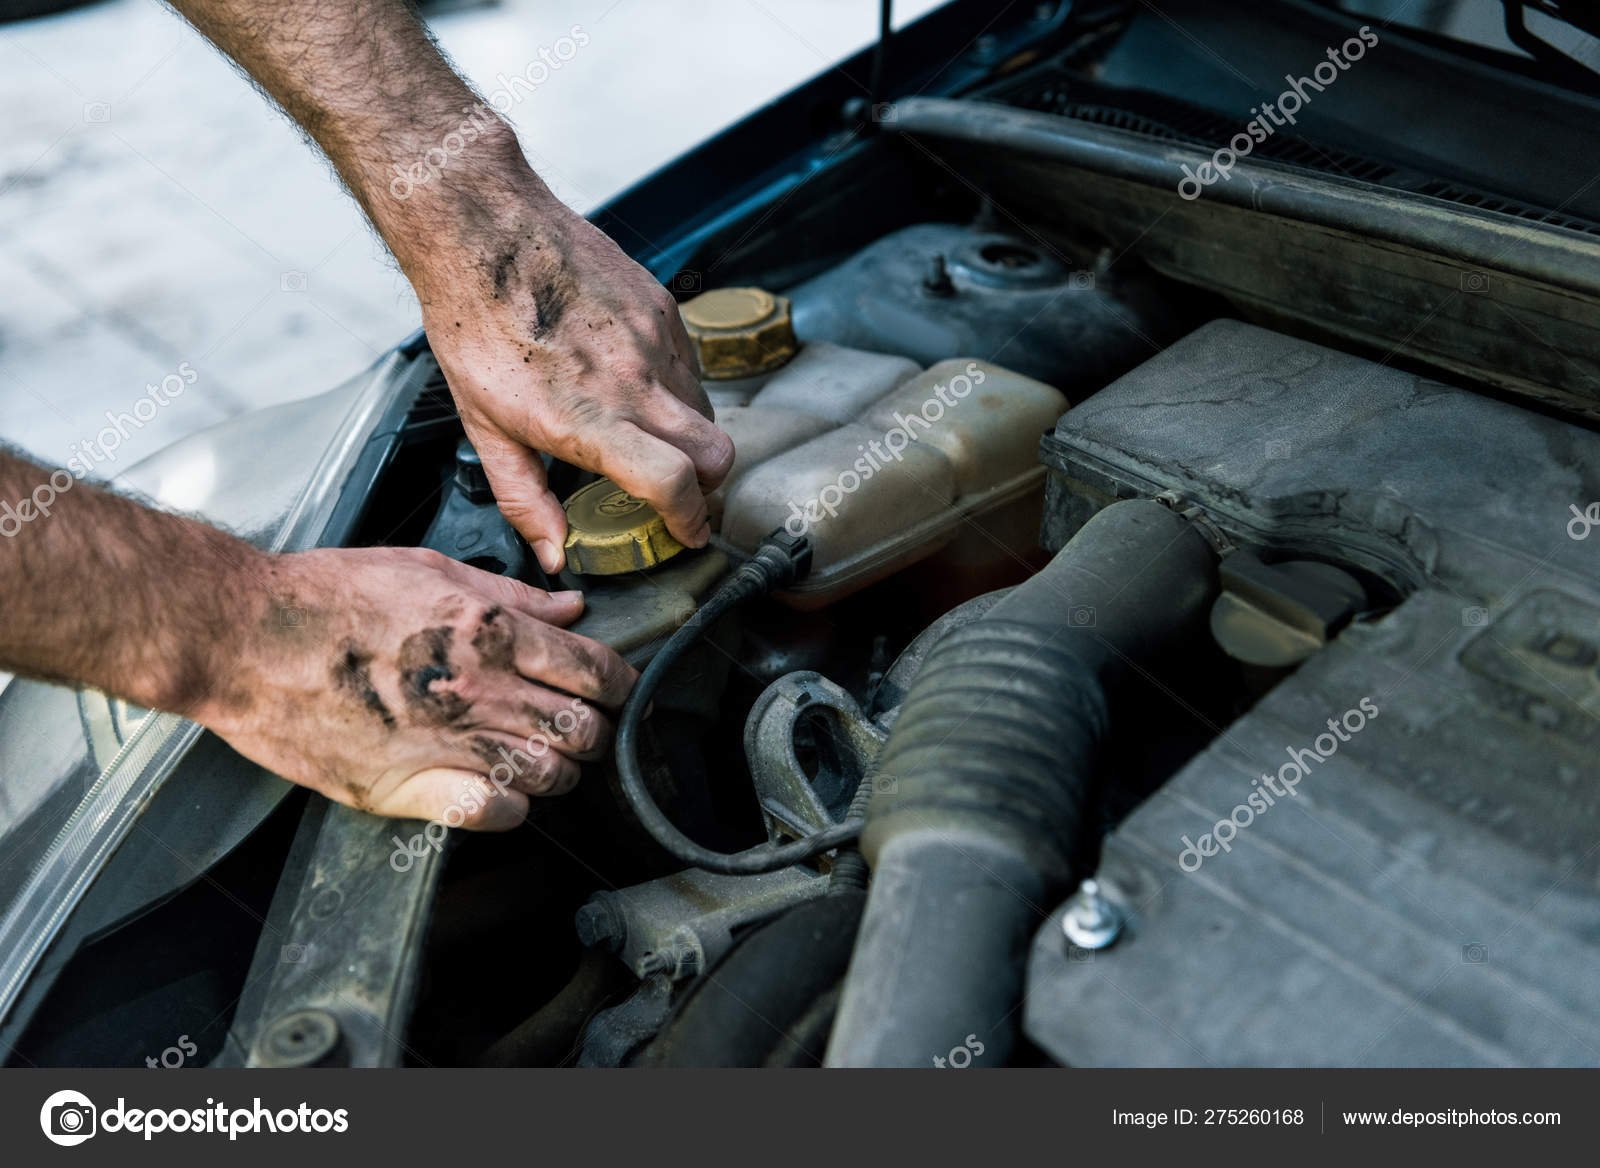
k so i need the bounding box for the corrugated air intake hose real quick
[824,499,1219,1066]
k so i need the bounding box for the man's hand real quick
[166,0,735,572]
[196,547,636,827]
[413,188,733,572]
[0,450,635,828]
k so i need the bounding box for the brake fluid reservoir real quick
[718,358,1066,608]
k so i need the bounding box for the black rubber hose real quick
[614,532,865,875]
[478,948,632,1068]
[825,500,1218,1066]
[637,890,865,1068]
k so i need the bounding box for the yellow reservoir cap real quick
[678,287,798,380]
[562,479,686,575]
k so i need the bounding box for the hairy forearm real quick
[167,0,730,560]
[166,0,559,279]
[0,449,267,715]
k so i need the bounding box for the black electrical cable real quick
[825,764,878,893]
[614,531,864,875]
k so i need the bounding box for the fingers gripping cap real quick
[562,478,687,575]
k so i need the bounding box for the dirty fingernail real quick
[553,589,584,605]
[690,523,710,548]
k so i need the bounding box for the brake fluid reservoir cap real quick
[679,287,798,380]
[562,478,686,575]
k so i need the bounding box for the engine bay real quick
[9,2,1600,1068]
[205,211,1598,1068]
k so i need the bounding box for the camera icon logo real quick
[872,102,897,124]
[671,270,701,294]
[40,1089,97,1146]
[1067,270,1096,291]
[82,102,111,123]
[1459,271,1490,293]
[1462,606,1490,628]
[1068,605,1096,627]
[280,271,308,293]
[1462,942,1489,964]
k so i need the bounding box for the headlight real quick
[0,349,417,1028]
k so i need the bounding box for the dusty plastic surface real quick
[708,405,835,524]
[565,548,729,658]
[705,370,774,414]
[859,359,1067,495]
[1026,320,1600,1066]
[718,357,1067,607]
[748,341,920,424]
[721,422,958,581]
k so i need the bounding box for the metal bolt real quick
[1061,879,1124,951]
[256,1008,342,1068]
[574,900,622,951]
[636,941,699,981]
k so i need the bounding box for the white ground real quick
[0,0,943,469]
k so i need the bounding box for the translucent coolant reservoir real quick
[708,342,920,520]
[746,341,919,422]
[717,358,1067,608]
[708,405,834,525]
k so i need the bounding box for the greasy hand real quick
[199,547,636,829]
[415,192,734,573]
